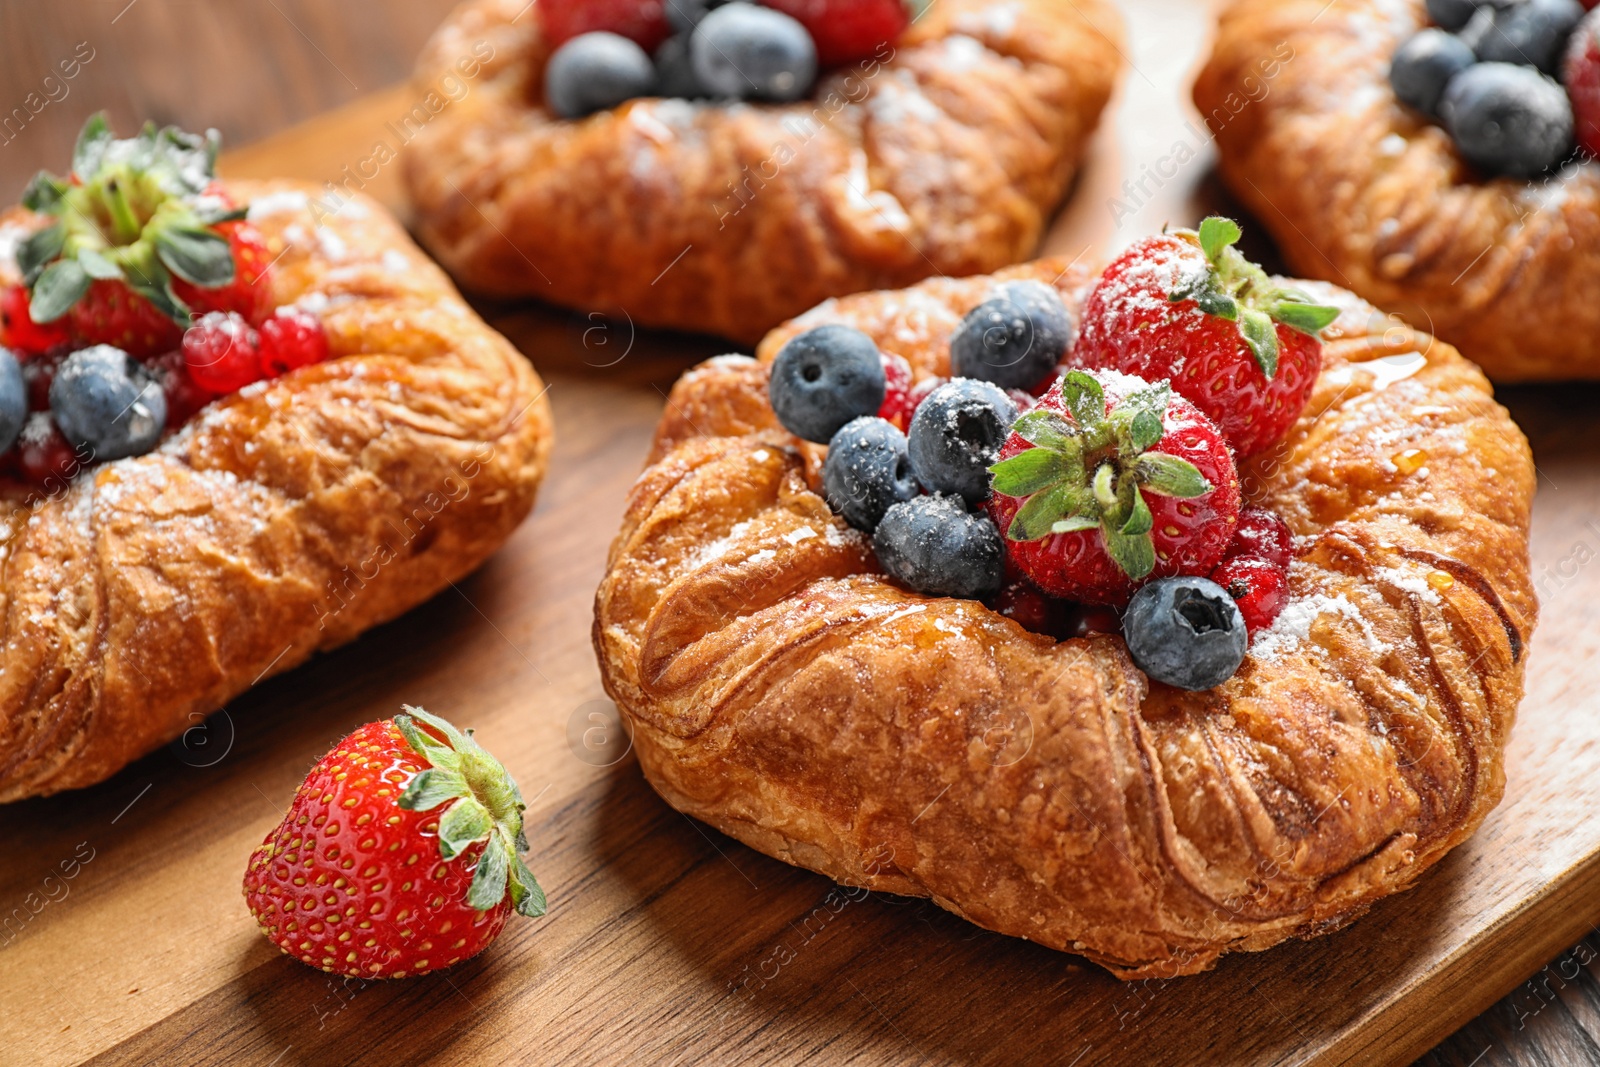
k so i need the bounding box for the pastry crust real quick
[593,259,1536,979]
[0,180,553,802]
[1194,0,1600,382]
[403,0,1123,343]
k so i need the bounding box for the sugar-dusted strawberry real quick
[763,0,910,66]
[1073,217,1338,458]
[243,706,545,979]
[1211,555,1288,637]
[0,284,70,355]
[986,369,1240,605]
[173,221,274,324]
[877,351,915,431]
[183,311,263,394]
[1566,8,1600,156]
[16,115,261,354]
[1222,505,1293,569]
[540,0,671,50]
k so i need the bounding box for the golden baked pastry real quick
[0,179,553,802]
[403,0,1123,344]
[593,259,1536,978]
[1194,0,1600,382]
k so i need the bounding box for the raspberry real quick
[0,285,70,356]
[259,311,330,377]
[1211,556,1289,637]
[876,351,915,431]
[183,312,262,394]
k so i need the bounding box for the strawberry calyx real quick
[988,370,1213,581]
[1167,217,1339,378]
[16,114,247,328]
[393,705,547,919]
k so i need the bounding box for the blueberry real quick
[872,494,1005,600]
[906,379,1017,506]
[1428,0,1486,31]
[1390,29,1478,116]
[1441,62,1574,177]
[654,34,704,98]
[1470,0,1584,73]
[49,344,166,461]
[949,281,1075,391]
[769,325,886,444]
[823,417,918,532]
[1123,576,1248,691]
[545,32,658,119]
[691,2,818,102]
[0,348,25,454]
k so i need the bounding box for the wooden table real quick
[1,3,1598,1065]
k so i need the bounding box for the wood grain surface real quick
[0,3,1596,1066]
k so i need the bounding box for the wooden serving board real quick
[3,4,1599,1065]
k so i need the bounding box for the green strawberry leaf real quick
[1007,483,1095,542]
[1092,461,1119,516]
[397,766,469,812]
[509,853,548,918]
[1136,453,1212,498]
[1120,489,1154,536]
[1060,370,1105,428]
[21,172,67,214]
[990,447,1070,498]
[436,797,494,860]
[195,203,249,226]
[1050,514,1099,534]
[1010,409,1078,452]
[1267,296,1340,337]
[466,835,512,912]
[17,222,66,284]
[1239,307,1280,378]
[154,226,235,288]
[29,259,90,322]
[71,112,112,179]
[1198,216,1243,264]
[1102,522,1156,581]
[77,247,123,281]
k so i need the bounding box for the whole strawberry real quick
[15,115,266,356]
[243,707,545,979]
[762,0,910,66]
[1073,217,1338,458]
[173,221,274,324]
[986,369,1241,605]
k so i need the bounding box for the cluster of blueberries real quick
[1390,0,1591,178]
[0,345,166,464]
[547,1,820,119]
[767,280,1074,601]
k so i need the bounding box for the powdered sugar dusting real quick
[1250,590,1365,662]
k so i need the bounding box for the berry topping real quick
[540,0,671,51]
[173,220,273,324]
[0,349,25,454]
[1074,218,1337,458]
[873,494,1005,600]
[48,344,167,461]
[259,309,331,377]
[692,3,818,102]
[1123,576,1249,691]
[0,284,69,355]
[16,116,258,348]
[822,416,918,532]
[985,369,1241,605]
[243,707,546,979]
[665,0,733,32]
[1469,0,1584,74]
[1564,8,1600,156]
[1210,555,1289,638]
[1441,62,1575,177]
[906,378,1018,506]
[769,324,886,443]
[993,576,1076,640]
[763,0,910,66]
[545,32,660,119]
[1428,0,1486,32]
[654,34,706,98]
[144,348,218,428]
[877,350,915,431]
[22,349,63,411]
[16,414,83,489]
[182,311,263,394]
[1223,505,1294,569]
[1391,28,1479,116]
[949,280,1076,392]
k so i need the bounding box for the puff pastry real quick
[1195,0,1600,382]
[0,180,553,802]
[403,0,1123,343]
[593,259,1535,978]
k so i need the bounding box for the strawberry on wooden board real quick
[986,368,1241,606]
[1073,217,1338,458]
[243,707,545,979]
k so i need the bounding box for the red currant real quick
[1211,556,1289,638]
[183,312,262,394]
[144,349,219,428]
[258,311,330,377]
[1223,506,1294,570]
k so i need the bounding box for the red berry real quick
[182,312,262,394]
[877,351,915,431]
[0,285,70,355]
[986,369,1241,606]
[258,310,330,377]
[22,349,66,412]
[242,708,545,979]
[993,576,1075,640]
[1566,10,1600,157]
[1074,218,1337,458]
[70,280,183,359]
[539,0,670,50]
[1211,556,1289,637]
[1063,604,1124,638]
[1223,506,1293,569]
[144,349,219,428]
[763,0,910,66]
[173,221,275,324]
[16,413,86,491]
